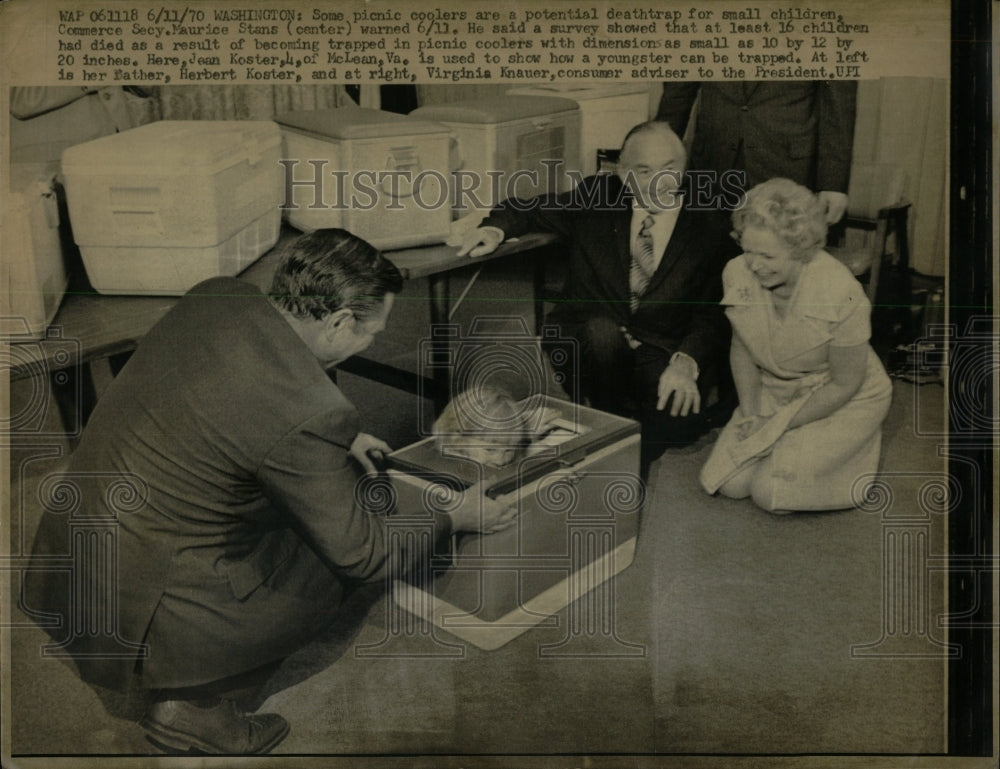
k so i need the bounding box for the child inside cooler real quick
[432,386,575,468]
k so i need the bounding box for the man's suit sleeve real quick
[482,175,614,240]
[815,80,858,193]
[257,409,451,583]
[655,83,702,138]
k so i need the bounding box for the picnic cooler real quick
[2,176,69,340]
[507,84,653,177]
[276,108,453,249]
[385,397,642,650]
[61,120,282,295]
[410,96,581,215]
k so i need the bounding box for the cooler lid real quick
[386,398,639,499]
[61,120,281,174]
[275,107,450,139]
[412,96,580,124]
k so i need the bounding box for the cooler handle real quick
[382,146,423,199]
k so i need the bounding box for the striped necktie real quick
[630,214,656,312]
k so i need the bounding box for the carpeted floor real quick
[5,259,951,759]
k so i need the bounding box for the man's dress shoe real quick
[141,698,289,754]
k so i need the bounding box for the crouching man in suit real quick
[459,121,741,470]
[24,229,515,754]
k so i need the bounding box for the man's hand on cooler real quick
[350,433,392,476]
[446,481,518,534]
[457,227,504,258]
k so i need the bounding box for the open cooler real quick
[411,96,581,216]
[386,396,642,650]
[276,108,453,249]
[61,120,282,295]
[507,84,654,177]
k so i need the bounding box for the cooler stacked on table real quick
[506,84,654,177]
[411,95,582,215]
[275,107,454,250]
[43,97,584,299]
[60,120,283,295]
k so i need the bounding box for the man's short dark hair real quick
[268,229,403,321]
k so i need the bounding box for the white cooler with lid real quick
[411,96,581,216]
[61,120,282,295]
[507,84,654,177]
[276,108,453,249]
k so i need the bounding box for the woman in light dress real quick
[701,178,892,513]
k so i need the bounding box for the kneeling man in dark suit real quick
[25,229,515,754]
[460,121,741,468]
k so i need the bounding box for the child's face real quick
[454,435,521,468]
[479,441,519,468]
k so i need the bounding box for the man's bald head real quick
[616,121,687,212]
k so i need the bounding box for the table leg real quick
[427,273,450,412]
[533,253,547,337]
[893,209,914,340]
[51,361,96,446]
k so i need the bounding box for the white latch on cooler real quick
[382,146,421,198]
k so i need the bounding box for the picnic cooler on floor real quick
[410,96,581,215]
[385,397,642,650]
[2,176,69,340]
[506,84,653,177]
[60,120,282,295]
[276,108,453,249]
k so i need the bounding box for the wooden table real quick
[5,228,558,440]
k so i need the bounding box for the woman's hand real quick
[735,414,766,441]
[349,433,392,476]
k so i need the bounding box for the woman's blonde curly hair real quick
[731,178,828,261]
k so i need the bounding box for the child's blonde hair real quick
[432,386,528,466]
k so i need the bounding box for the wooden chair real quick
[827,162,911,305]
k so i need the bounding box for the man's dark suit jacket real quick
[657,81,857,193]
[25,278,449,692]
[483,173,740,380]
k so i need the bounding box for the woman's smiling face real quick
[740,226,804,295]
